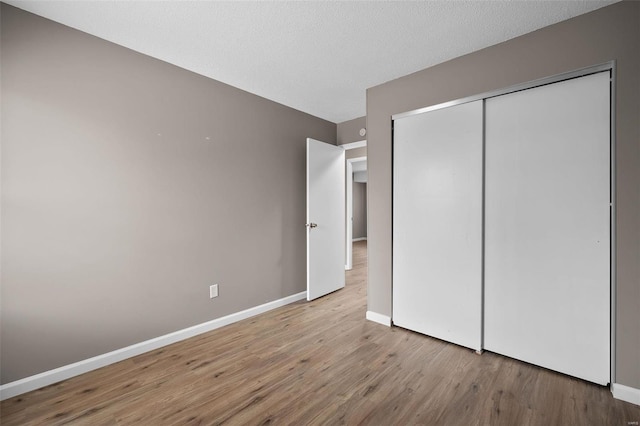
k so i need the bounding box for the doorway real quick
[343,141,367,271]
[344,141,368,307]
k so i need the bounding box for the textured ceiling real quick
[4,1,619,123]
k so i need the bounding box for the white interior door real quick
[307,138,345,301]
[393,100,483,351]
[484,72,610,384]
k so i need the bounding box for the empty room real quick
[1,1,639,424]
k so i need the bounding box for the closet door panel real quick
[393,100,483,350]
[484,72,610,384]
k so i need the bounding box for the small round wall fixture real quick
[359,128,367,137]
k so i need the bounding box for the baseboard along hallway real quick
[1,241,638,424]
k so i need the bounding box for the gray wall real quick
[353,183,367,239]
[345,146,367,161]
[0,5,336,384]
[367,1,640,388]
[337,116,366,145]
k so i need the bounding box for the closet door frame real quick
[391,60,616,384]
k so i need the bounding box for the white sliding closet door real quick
[393,100,483,351]
[484,72,610,384]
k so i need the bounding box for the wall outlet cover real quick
[210,284,219,299]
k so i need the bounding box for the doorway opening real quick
[343,141,367,282]
[346,156,367,270]
[344,142,367,304]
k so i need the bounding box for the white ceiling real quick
[5,1,618,123]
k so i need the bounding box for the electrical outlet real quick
[209,284,219,299]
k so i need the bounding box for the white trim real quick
[347,157,367,165]
[366,311,392,327]
[341,140,366,150]
[612,383,640,406]
[346,160,354,270]
[352,237,367,242]
[0,291,307,401]
[609,64,617,387]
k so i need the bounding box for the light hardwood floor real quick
[1,241,638,425]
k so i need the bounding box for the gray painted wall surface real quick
[337,116,366,145]
[345,147,367,160]
[367,1,639,388]
[353,183,367,239]
[0,5,336,384]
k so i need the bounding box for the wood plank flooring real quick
[1,241,638,425]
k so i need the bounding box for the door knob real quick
[306,223,318,228]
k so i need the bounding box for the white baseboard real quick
[0,291,307,401]
[366,311,391,327]
[352,237,367,242]
[612,383,640,406]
